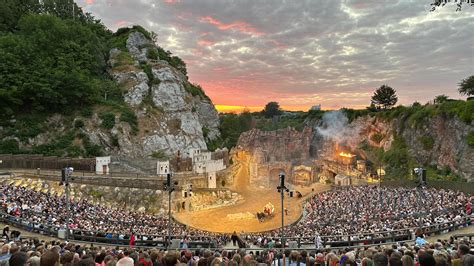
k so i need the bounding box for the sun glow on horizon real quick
[215,104,325,113]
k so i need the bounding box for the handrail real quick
[2,179,471,241]
[2,212,472,249]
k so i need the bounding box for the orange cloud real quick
[85,0,93,4]
[199,16,265,36]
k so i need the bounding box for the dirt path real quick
[175,160,329,233]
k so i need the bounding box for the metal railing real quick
[0,212,217,248]
[2,211,472,249]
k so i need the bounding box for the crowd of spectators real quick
[242,186,471,247]
[0,236,472,266]
[0,184,472,249]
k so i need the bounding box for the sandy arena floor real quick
[174,160,330,233]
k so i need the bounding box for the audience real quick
[0,183,472,266]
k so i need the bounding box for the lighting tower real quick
[60,167,74,241]
[277,172,289,252]
[163,172,178,249]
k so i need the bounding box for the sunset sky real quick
[77,0,474,112]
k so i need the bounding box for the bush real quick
[206,137,224,152]
[74,119,84,128]
[202,126,209,139]
[110,26,152,49]
[99,112,115,129]
[383,136,413,180]
[55,133,75,149]
[370,133,384,144]
[66,145,83,157]
[110,134,120,147]
[418,136,435,150]
[120,109,138,134]
[81,107,94,118]
[147,48,159,60]
[184,83,210,101]
[151,150,168,160]
[0,139,20,154]
[112,51,135,69]
[83,139,103,157]
[467,131,474,147]
[6,114,46,142]
[32,143,61,156]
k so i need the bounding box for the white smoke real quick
[315,110,362,150]
[316,111,349,143]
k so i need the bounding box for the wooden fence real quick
[0,154,95,172]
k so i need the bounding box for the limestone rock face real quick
[306,113,474,181]
[151,75,188,112]
[126,31,152,63]
[88,31,219,158]
[234,127,313,163]
[115,71,149,106]
[397,116,473,181]
[196,100,220,140]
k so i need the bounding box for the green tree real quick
[371,85,398,110]
[262,102,282,118]
[0,14,115,116]
[458,75,474,96]
[434,95,449,104]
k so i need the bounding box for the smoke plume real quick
[315,110,362,150]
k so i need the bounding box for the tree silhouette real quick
[429,0,474,12]
[263,102,282,118]
[371,85,398,110]
[434,95,449,104]
[458,75,474,96]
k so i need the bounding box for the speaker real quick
[61,169,66,182]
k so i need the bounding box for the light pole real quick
[163,172,178,249]
[277,172,289,253]
[61,167,74,241]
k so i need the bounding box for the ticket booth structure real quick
[95,156,111,175]
[157,160,170,175]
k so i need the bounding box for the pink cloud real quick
[85,0,93,4]
[197,39,215,46]
[114,20,128,27]
[199,16,265,36]
[164,0,180,4]
[270,40,288,49]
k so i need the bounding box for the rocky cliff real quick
[100,31,219,157]
[5,29,220,159]
[230,108,473,182]
[234,127,313,164]
[307,110,474,181]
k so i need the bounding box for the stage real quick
[174,160,329,233]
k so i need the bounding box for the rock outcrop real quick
[234,127,313,163]
[13,29,220,160]
[83,31,220,158]
[306,112,474,181]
